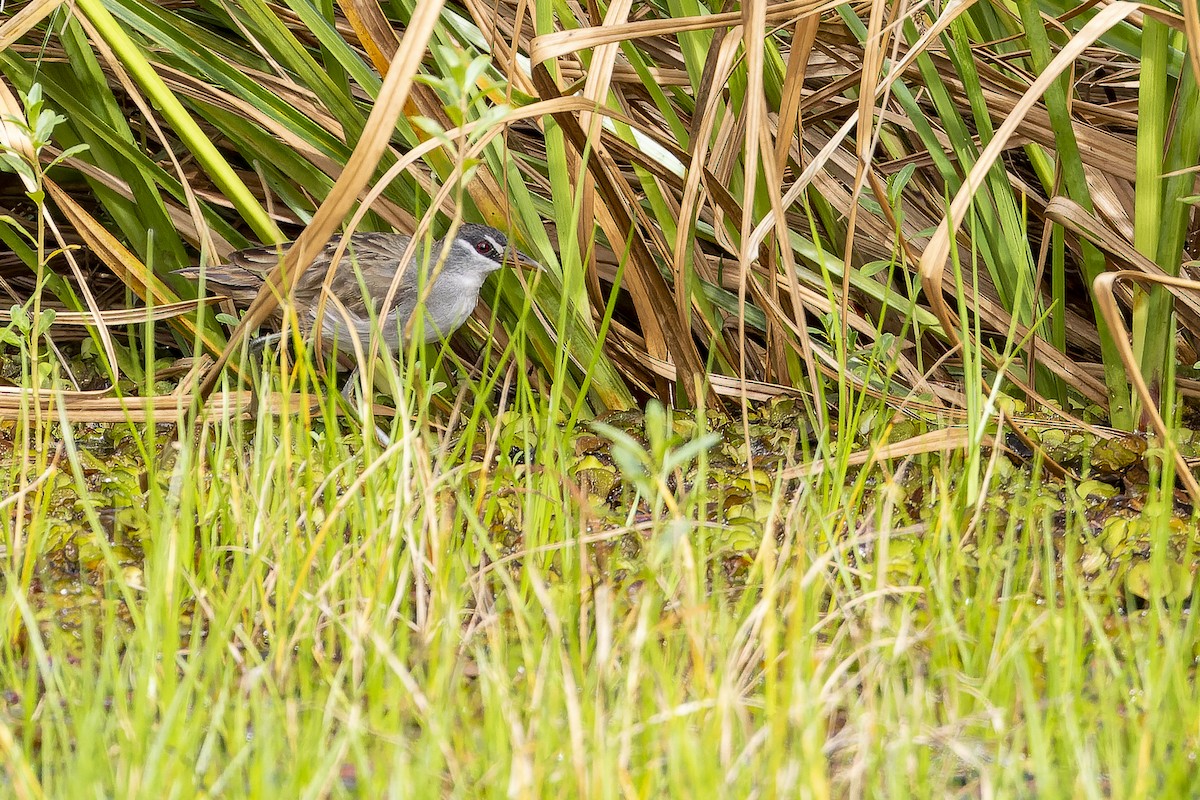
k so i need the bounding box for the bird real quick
[175,223,541,353]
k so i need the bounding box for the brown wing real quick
[174,242,295,307]
[292,232,432,328]
[177,232,427,337]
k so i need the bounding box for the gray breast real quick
[307,266,485,349]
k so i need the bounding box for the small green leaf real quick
[412,116,447,139]
[591,421,651,480]
[22,83,43,111]
[860,260,892,278]
[887,163,917,205]
[34,308,56,337]
[46,144,92,171]
[33,108,66,148]
[0,216,37,245]
[0,323,19,346]
[0,154,36,188]
[858,195,882,215]
[9,304,30,333]
[661,433,719,473]
[462,55,492,93]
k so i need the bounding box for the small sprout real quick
[416,47,511,145]
[887,163,916,205]
[0,81,89,201]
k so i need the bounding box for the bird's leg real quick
[339,366,361,404]
[234,332,285,420]
[336,365,392,448]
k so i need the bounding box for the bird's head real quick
[452,223,543,277]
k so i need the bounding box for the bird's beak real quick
[509,247,545,271]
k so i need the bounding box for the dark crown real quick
[457,224,506,248]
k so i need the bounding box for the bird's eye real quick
[475,240,492,254]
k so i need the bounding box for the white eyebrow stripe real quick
[484,235,504,252]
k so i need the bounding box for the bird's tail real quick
[173,263,268,307]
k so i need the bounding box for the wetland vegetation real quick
[4,0,1200,795]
